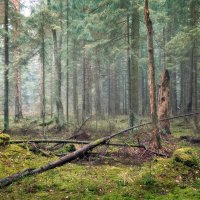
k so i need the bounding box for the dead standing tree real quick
[144,0,161,150]
[158,70,171,134]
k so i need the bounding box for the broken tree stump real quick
[158,70,171,134]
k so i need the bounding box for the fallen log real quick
[10,139,144,148]
[10,139,89,145]
[180,136,200,144]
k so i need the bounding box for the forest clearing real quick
[0,0,200,199]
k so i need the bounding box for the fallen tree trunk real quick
[10,140,143,148]
[10,139,90,145]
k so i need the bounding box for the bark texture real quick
[158,70,171,134]
[3,0,9,132]
[144,0,160,149]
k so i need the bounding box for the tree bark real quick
[190,0,200,131]
[40,22,45,135]
[131,5,139,116]
[48,0,65,130]
[94,48,102,117]
[3,0,9,132]
[127,15,134,127]
[66,0,69,129]
[72,40,79,121]
[144,0,160,149]
[158,70,171,134]
[13,0,23,122]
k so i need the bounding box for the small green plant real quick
[140,173,156,187]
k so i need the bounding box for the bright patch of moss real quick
[173,147,198,167]
[0,134,10,146]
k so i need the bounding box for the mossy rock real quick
[0,133,10,146]
[65,144,76,152]
[173,148,198,167]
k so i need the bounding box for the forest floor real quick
[0,116,200,199]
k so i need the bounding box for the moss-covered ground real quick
[0,117,199,199]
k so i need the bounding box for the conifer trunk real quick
[94,48,102,117]
[48,0,65,130]
[13,0,23,122]
[3,0,9,132]
[127,15,134,127]
[72,40,79,121]
[131,5,139,116]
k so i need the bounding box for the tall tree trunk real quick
[144,0,160,150]
[179,62,184,114]
[66,0,69,129]
[48,0,65,130]
[13,0,23,122]
[85,60,92,117]
[3,0,9,132]
[107,64,111,116]
[40,22,45,135]
[72,40,79,121]
[127,15,134,127]
[94,48,102,117]
[171,70,177,115]
[82,49,86,122]
[131,5,139,117]
[53,30,65,130]
[113,64,120,115]
[190,0,199,131]
[50,51,54,119]
[188,48,194,113]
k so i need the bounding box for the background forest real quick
[0,0,199,131]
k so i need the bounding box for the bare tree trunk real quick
[179,62,184,114]
[190,0,200,131]
[82,49,86,122]
[13,0,23,122]
[66,0,69,129]
[171,70,177,115]
[39,22,45,135]
[50,52,54,119]
[158,70,171,134]
[48,0,65,130]
[144,0,160,149]
[72,40,79,121]
[85,60,92,117]
[107,64,111,116]
[127,15,134,127]
[3,0,9,132]
[94,48,102,117]
[131,5,139,116]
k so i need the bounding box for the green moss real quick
[0,134,10,146]
[0,144,199,200]
[173,148,198,167]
